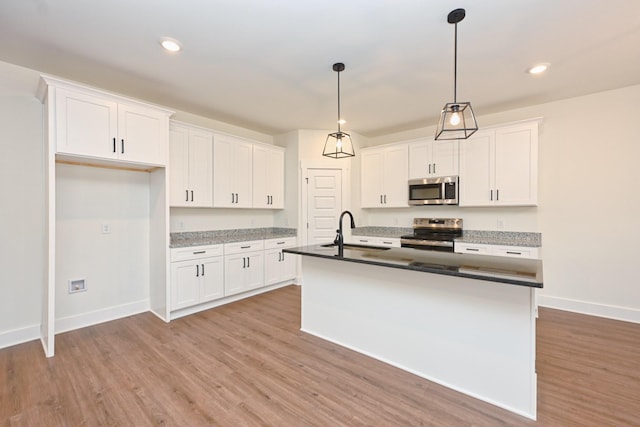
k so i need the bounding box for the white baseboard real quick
[0,324,41,350]
[538,295,640,324]
[55,299,150,334]
[170,281,295,320]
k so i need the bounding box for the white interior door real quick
[306,168,342,245]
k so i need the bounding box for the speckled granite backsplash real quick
[170,227,297,248]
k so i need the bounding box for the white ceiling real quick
[1,0,639,137]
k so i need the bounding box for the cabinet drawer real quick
[492,246,539,259]
[264,237,297,250]
[171,244,223,262]
[224,240,264,255]
[454,243,492,255]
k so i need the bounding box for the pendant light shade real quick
[323,62,355,158]
[435,8,478,141]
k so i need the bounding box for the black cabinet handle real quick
[121,139,124,154]
[433,163,436,175]
[196,265,199,277]
[277,241,285,245]
[193,250,205,254]
[466,248,480,252]
[384,195,387,204]
[281,252,284,261]
[278,252,281,262]
[247,257,250,268]
[380,195,383,204]
[506,251,522,255]
[191,190,194,202]
[496,189,500,201]
[490,190,493,201]
[201,264,205,275]
[186,190,189,202]
[242,257,246,268]
[241,245,250,249]
[428,164,431,174]
[113,137,116,153]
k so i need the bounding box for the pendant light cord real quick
[453,22,458,103]
[337,70,341,133]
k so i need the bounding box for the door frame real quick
[299,160,351,247]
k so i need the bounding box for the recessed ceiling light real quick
[527,63,550,75]
[160,37,182,53]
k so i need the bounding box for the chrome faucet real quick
[334,210,356,256]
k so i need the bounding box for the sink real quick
[321,243,391,251]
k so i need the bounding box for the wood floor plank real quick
[1,286,639,426]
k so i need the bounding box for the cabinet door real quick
[55,87,118,159]
[494,123,538,206]
[188,129,214,207]
[382,144,409,207]
[213,135,235,207]
[234,141,253,208]
[245,252,265,291]
[431,140,459,176]
[459,131,495,206]
[199,257,224,302]
[279,250,296,282]
[361,149,384,207]
[171,260,200,310]
[224,253,247,296]
[264,248,282,285]
[169,125,190,206]
[408,140,430,180]
[117,103,167,165]
[213,135,253,208]
[267,148,285,209]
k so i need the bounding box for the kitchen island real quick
[284,244,542,420]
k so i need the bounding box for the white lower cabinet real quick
[170,245,224,310]
[454,242,540,259]
[264,237,297,285]
[224,240,265,296]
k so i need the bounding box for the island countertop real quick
[284,244,543,288]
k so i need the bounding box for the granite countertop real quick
[456,230,542,247]
[353,227,542,247]
[284,244,543,288]
[170,227,297,248]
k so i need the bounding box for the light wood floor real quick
[1,285,639,426]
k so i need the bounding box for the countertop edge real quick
[284,246,543,289]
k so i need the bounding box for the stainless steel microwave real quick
[408,176,458,205]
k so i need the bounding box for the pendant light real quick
[323,62,355,158]
[435,8,478,140]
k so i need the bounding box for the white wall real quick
[0,95,44,347]
[368,85,640,322]
[55,164,151,331]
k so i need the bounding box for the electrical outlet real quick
[68,278,87,294]
[101,223,112,234]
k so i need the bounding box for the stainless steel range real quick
[400,218,462,252]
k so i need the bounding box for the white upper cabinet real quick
[213,134,253,208]
[361,143,409,208]
[408,138,459,179]
[51,82,171,166]
[253,144,285,209]
[169,123,213,207]
[459,120,539,206]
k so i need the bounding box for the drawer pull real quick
[277,241,286,245]
[196,265,199,277]
[201,264,205,276]
[506,251,522,255]
[466,248,480,252]
[193,251,206,254]
[241,245,251,249]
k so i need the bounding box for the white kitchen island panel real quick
[300,256,537,420]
